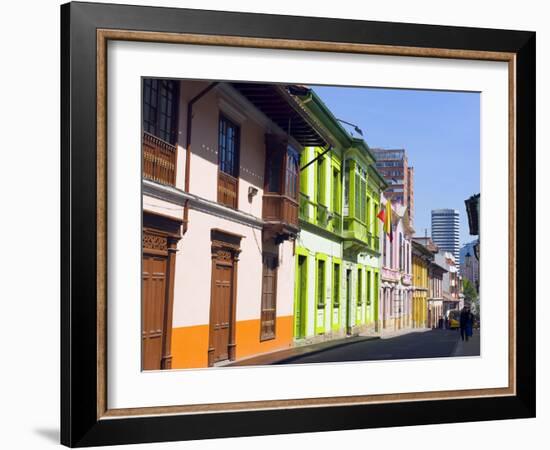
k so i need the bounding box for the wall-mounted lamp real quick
[248,186,258,201]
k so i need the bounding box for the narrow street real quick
[271,329,480,365]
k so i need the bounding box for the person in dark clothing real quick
[459,306,474,341]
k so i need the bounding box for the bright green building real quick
[292,89,387,342]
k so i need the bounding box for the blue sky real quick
[312,85,480,246]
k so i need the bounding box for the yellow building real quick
[411,240,433,328]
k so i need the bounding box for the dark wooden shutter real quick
[260,253,278,340]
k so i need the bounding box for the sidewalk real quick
[452,329,481,357]
[227,335,379,366]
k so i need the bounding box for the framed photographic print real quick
[60,1,536,447]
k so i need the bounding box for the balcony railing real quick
[382,267,401,282]
[299,193,314,222]
[218,171,238,209]
[372,235,380,252]
[343,216,369,243]
[299,194,343,235]
[263,193,299,228]
[142,132,177,186]
[316,204,329,228]
[331,212,342,233]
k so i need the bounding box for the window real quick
[266,144,299,199]
[357,268,363,306]
[333,262,341,307]
[332,167,341,213]
[218,115,240,177]
[143,78,179,145]
[374,203,380,235]
[343,165,350,216]
[285,147,299,199]
[366,271,371,305]
[354,167,367,222]
[315,153,327,206]
[390,236,394,268]
[374,273,379,309]
[399,233,403,270]
[260,253,278,341]
[265,149,282,193]
[355,172,363,218]
[366,196,371,230]
[317,259,326,308]
[383,234,387,266]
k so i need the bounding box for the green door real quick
[346,269,352,335]
[294,255,307,338]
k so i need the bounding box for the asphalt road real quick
[276,329,479,365]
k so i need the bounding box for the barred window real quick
[218,115,240,177]
[143,79,179,144]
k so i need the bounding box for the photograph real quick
[141,79,481,370]
[55,1,536,446]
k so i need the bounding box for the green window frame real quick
[316,258,326,309]
[332,165,341,214]
[357,267,363,306]
[366,195,372,231]
[343,164,351,216]
[353,166,367,223]
[316,151,327,207]
[366,270,372,306]
[332,261,341,307]
[374,201,380,235]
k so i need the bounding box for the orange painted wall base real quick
[170,316,293,369]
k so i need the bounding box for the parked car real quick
[446,310,460,329]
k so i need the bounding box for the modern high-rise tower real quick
[431,209,460,266]
[372,148,414,225]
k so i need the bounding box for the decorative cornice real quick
[143,179,264,230]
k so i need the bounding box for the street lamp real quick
[336,118,364,137]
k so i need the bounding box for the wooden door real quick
[211,255,234,363]
[294,255,307,339]
[142,254,167,370]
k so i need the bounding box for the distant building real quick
[411,240,433,329]
[407,166,414,225]
[412,237,445,328]
[431,209,460,267]
[428,259,447,329]
[435,251,462,316]
[371,148,414,225]
[460,239,480,292]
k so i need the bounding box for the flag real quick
[384,199,393,242]
[377,208,385,223]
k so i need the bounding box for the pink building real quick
[141,80,329,369]
[379,195,414,331]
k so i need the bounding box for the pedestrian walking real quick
[459,305,474,342]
